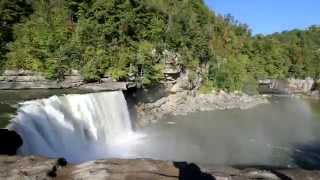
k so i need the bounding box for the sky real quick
[204,0,320,35]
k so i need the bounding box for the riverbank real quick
[135,90,268,126]
[1,155,319,180]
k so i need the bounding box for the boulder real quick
[0,129,23,155]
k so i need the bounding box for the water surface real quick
[1,91,320,169]
[128,97,320,169]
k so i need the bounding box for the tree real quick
[0,0,32,69]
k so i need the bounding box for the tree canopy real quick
[0,0,319,90]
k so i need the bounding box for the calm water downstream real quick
[1,91,320,169]
[130,96,320,169]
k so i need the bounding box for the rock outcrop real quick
[136,91,268,126]
[288,77,315,94]
[258,78,317,94]
[0,70,130,91]
[1,156,320,180]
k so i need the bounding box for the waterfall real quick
[8,91,140,163]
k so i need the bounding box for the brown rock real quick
[1,156,320,180]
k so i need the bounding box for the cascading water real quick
[8,91,141,163]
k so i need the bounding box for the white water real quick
[9,91,141,163]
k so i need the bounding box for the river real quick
[129,96,320,169]
[1,91,320,169]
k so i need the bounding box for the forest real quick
[0,0,320,91]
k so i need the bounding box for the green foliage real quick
[0,0,32,69]
[6,0,71,77]
[253,27,320,79]
[199,80,215,94]
[209,55,250,91]
[1,0,320,92]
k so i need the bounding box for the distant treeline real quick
[0,0,319,91]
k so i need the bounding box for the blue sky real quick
[204,0,320,35]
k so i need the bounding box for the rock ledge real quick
[136,91,268,126]
[1,156,320,180]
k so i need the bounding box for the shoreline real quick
[135,90,269,127]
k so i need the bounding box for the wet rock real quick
[0,129,23,155]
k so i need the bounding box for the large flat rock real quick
[79,82,128,91]
[0,81,61,90]
[0,81,130,91]
[1,156,320,180]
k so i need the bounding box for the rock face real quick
[162,50,182,81]
[288,77,315,94]
[258,78,316,94]
[169,70,202,93]
[0,70,130,91]
[136,91,268,126]
[0,129,23,155]
[1,156,320,180]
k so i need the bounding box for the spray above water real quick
[9,91,143,163]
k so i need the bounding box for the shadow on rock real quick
[0,129,23,155]
[174,162,215,180]
[292,143,320,170]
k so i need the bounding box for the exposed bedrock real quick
[1,156,320,180]
[135,90,268,126]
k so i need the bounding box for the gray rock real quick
[136,91,268,126]
[288,77,314,93]
[0,70,132,91]
[0,81,61,90]
[79,82,128,91]
[259,78,316,94]
[2,70,38,76]
[0,156,319,180]
[0,75,46,82]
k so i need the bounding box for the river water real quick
[129,96,320,169]
[1,91,320,169]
